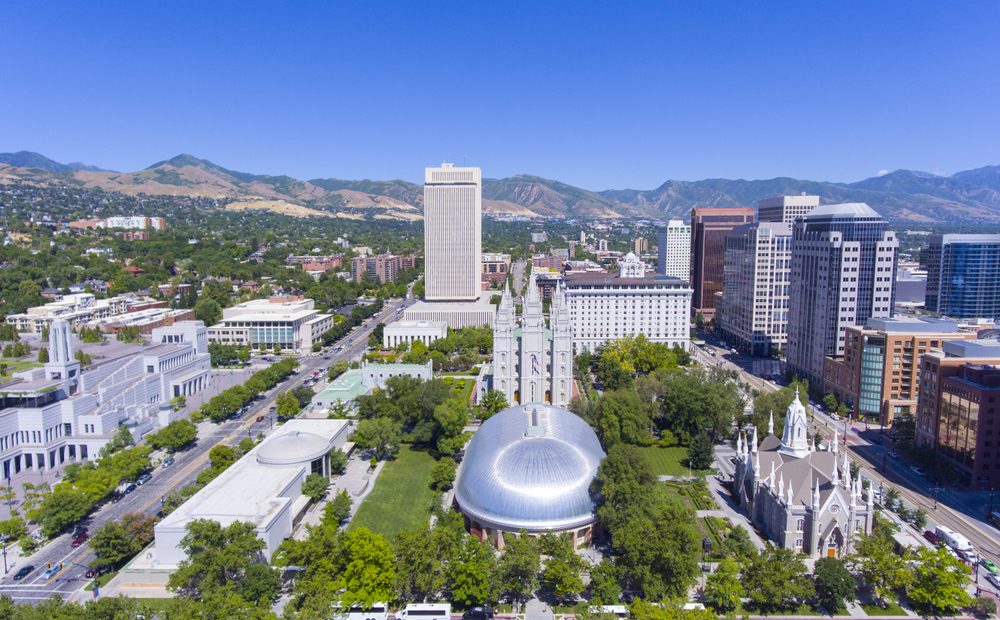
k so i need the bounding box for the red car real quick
[71,532,89,548]
[923,530,941,545]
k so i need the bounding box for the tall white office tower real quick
[785,204,898,385]
[657,219,691,279]
[423,164,482,301]
[757,195,820,224]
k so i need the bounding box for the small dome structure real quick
[257,430,330,466]
[454,404,605,548]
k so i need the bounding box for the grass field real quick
[636,446,714,477]
[861,602,908,616]
[0,360,40,382]
[442,376,475,403]
[349,446,437,538]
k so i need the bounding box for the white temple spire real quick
[832,429,839,453]
[768,410,774,435]
[751,425,759,453]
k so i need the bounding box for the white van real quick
[334,603,389,620]
[397,603,451,620]
[588,605,629,618]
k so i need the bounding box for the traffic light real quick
[59,562,64,570]
[47,561,52,569]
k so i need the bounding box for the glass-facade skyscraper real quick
[925,234,1000,320]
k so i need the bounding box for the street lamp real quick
[2,542,7,574]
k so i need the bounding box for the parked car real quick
[85,567,97,579]
[462,606,494,620]
[12,565,34,581]
[830,414,841,421]
[923,530,942,545]
[122,483,137,494]
[71,531,89,548]
[136,473,153,486]
[162,456,175,468]
[910,465,926,476]
[986,572,1000,589]
[981,557,999,574]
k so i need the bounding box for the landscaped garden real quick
[349,445,437,538]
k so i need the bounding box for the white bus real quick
[397,604,451,620]
[333,603,389,620]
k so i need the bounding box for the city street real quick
[0,296,410,604]
[690,335,1000,597]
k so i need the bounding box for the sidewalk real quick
[703,473,766,550]
[292,449,385,537]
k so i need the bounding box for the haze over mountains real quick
[2,150,1000,224]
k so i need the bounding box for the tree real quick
[721,526,756,563]
[275,391,300,420]
[430,459,457,491]
[448,535,496,606]
[496,533,540,604]
[145,419,198,452]
[850,519,913,606]
[90,513,157,570]
[194,297,222,326]
[354,417,402,460]
[823,393,839,412]
[813,557,856,613]
[542,550,586,604]
[971,597,998,619]
[326,490,352,526]
[686,431,714,470]
[587,559,621,605]
[209,444,239,471]
[329,447,349,475]
[0,517,26,542]
[907,546,973,615]
[36,347,48,363]
[911,508,928,530]
[478,389,508,420]
[393,527,447,604]
[74,349,92,366]
[703,557,743,614]
[301,473,330,502]
[743,545,815,613]
[168,519,278,603]
[335,527,397,607]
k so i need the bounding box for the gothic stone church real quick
[487,273,573,406]
[732,390,875,557]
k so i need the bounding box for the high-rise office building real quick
[657,219,691,279]
[785,203,898,385]
[423,164,482,301]
[690,207,754,319]
[924,234,1000,320]
[717,222,792,356]
[757,195,820,224]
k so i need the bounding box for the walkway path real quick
[293,448,384,537]
[523,599,555,620]
[703,470,766,550]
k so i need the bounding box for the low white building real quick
[0,320,211,480]
[208,297,332,354]
[562,253,692,353]
[153,419,350,567]
[383,320,448,348]
[5,292,151,333]
[403,298,495,329]
[361,360,433,389]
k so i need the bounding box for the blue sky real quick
[2,1,998,189]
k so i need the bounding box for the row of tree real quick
[197,358,298,422]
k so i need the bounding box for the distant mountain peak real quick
[0,150,109,173]
[147,153,218,170]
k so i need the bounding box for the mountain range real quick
[3,150,1000,224]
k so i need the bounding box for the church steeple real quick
[778,386,810,458]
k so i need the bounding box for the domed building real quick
[454,404,605,548]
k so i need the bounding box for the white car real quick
[985,572,1000,589]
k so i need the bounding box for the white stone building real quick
[424,164,482,301]
[757,195,820,224]
[0,320,211,479]
[488,274,573,406]
[382,320,448,348]
[732,390,875,557]
[657,219,691,279]
[207,297,332,354]
[717,222,793,356]
[5,292,149,333]
[562,253,692,353]
[151,419,350,568]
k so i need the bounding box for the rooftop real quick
[317,368,369,402]
[942,339,1000,359]
[863,316,959,334]
[563,271,691,288]
[804,202,880,219]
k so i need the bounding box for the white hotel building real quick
[423,164,482,302]
[562,253,692,353]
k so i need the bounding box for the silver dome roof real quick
[455,404,605,532]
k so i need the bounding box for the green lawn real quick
[349,446,437,538]
[636,446,714,477]
[861,602,908,616]
[442,376,475,403]
[0,360,40,382]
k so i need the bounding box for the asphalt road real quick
[691,336,1000,595]
[0,296,411,604]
